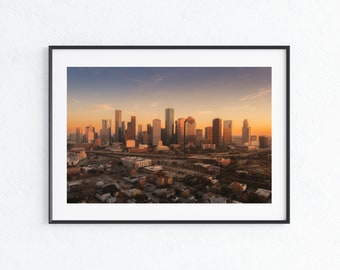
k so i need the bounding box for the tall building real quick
[108,119,112,141]
[115,110,122,142]
[212,118,222,148]
[126,116,136,141]
[87,132,94,143]
[223,120,232,145]
[152,119,161,146]
[147,124,152,145]
[205,126,213,144]
[75,127,82,144]
[127,122,132,140]
[137,124,143,143]
[121,121,125,142]
[102,119,111,131]
[259,136,270,148]
[161,128,166,145]
[142,131,149,145]
[176,118,185,145]
[196,129,203,147]
[85,126,95,144]
[131,116,136,140]
[242,119,251,145]
[100,119,112,145]
[165,108,174,145]
[184,116,196,148]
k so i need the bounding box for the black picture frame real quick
[49,45,290,224]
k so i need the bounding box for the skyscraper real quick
[196,129,203,147]
[75,127,82,144]
[131,116,136,140]
[205,126,212,144]
[152,119,161,146]
[100,119,111,145]
[147,124,152,145]
[115,110,122,142]
[102,119,111,131]
[242,119,251,145]
[137,124,143,143]
[161,128,166,145]
[85,126,95,144]
[223,120,232,145]
[212,118,222,148]
[142,131,149,145]
[127,116,136,141]
[165,108,174,145]
[127,122,133,140]
[176,118,185,146]
[121,121,125,142]
[184,116,196,148]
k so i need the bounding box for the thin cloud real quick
[127,74,165,85]
[154,74,166,82]
[92,104,114,111]
[240,88,271,101]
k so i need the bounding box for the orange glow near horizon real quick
[67,67,272,138]
[67,113,271,137]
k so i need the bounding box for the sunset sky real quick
[67,67,271,136]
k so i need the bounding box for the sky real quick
[67,67,271,136]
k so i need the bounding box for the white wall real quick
[1,1,339,269]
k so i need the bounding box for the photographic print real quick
[50,46,289,223]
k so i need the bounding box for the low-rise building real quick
[124,188,142,197]
[255,188,271,199]
[123,175,147,185]
[144,165,163,173]
[139,144,149,149]
[193,162,220,174]
[217,158,231,166]
[236,170,250,175]
[201,143,216,150]
[67,157,80,166]
[128,148,147,153]
[107,142,123,152]
[156,145,169,151]
[248,145,258,151]
[71,147,87,159]
[67,167,81,175]
[121,157,152,169]
[155,176,173,186]
[67,147,87,166]
[170,144,180,149]
[126,140,136,148]
[229,182,247,192]
[95,193,116,203]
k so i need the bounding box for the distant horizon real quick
[66,110,271,138]
[68,67,272,137]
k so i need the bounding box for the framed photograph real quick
[49,46,290,223]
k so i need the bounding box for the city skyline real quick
[68,67,271,136]
[70,114,264,144]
